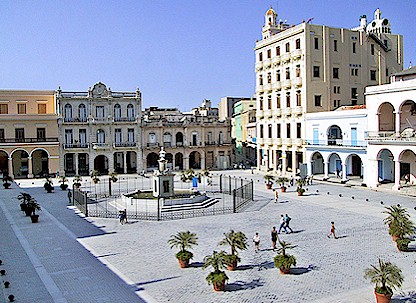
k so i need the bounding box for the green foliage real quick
[274,254,297,270]
[297,187,305,194]
[91,170,100,184]
[109,171,118,183]
[59,176,68,184]
[44,178,54,191]
[180,169,196,182]
[383,205,410,227]
[264,174,275,184]
[277,240,295,256]
[3,175,13,183]
[175,250,194,261]
[205,271,229,286]
[26,197,41,215]
[224,253,240,264]
[364,258,403,295]
[383,205,415,240]
[396,238,411,251]
[17,192,32,204]
[218,230,248,256]
[73,175,82,187]
[277,177,289,187]
[168,231,198,254]
[203,250,228,273]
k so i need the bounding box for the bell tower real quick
[262,6,279,39]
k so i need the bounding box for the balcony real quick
[263,109,273,118]
[205,141,216,146]
[63,143,89,149]
[273,82,281,91]
[282,107,292,116]
[281,53,291,63]
[263,58,272,69]
[274,138,282,146]
[263,138,273,145]
[92,143,110,149]
[306,139,367,148]
[263,83,273,92]
[93,117,107,123]
[113,142,137,148]
[291,49,302,59]
[0,138,59,144]
[255,61,263,71]
[292,77,302,87]
[273,108,282,117]
[282,79,291,89]
[256,85,264,93]
[282,138,292,146]
[292,106,303,115]
[292,138,304,146]
[146,142,160,148]
[365,131,416,144]
[114,117,136,123]
[272,56,281,65]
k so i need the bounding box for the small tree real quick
[274,240,297,274]
[296,178,307,195]
[91,170,100,184]
[44,177,54,192]
[59,176,68,190]
[168,231,198,268]
[73,175,82,188]
[218,230,248,270]
[277,177,289,192]
[3,175,13,189]
[203,250,229,291]
[364,258,403,297]
[17,192,31,211]
[109,171,118,183]
[26,197,41,216]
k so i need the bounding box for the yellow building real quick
[0,90,59,179]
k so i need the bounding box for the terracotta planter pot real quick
[178,259,189,268]
[374,290,392,303]
[279,267,290,274]
[227,259,237,271]
[391,235,398,242]
[297,192,303,196]
[266,184,272,190]
[213,281,225,291]
[24,208,34,217]
[30,215,39,223]
[281,187,286,193]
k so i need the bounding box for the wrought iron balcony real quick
[113,142,137,148]
[306,139,367,147]
[365,131,416,143]
[0,138,59,144]
[63,143,89,149]
[113,117,136,122]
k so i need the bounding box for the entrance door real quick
[400,162,410,179]
[378,160,383,180]
[351,128,357,146]
[313,128,318,144]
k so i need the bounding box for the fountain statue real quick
[153,147,175,198]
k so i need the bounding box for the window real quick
[371,44,375,55]
[296,65,300,77]
[260,125,264,138]
[285,42,290,53]
[259,75,263,85]
[96,106,104,118]
[296,91,301,106]
[259,52,263,62]
[286,93,290,107]
[314,37,319,49]
[114,104,121,120]
[267,95,272,110]
[334,39,338,52]
[17,103,26,114]
[386,68,389,77]
[314,95,322,107]
[285,67,290,80]
[296,123,301,138]
[115,129,122,143]
[276,46,280,56]
[64,104,72,121]
[286,124,291,138]
[268,124,272,138]
[64,129,73,144]
[0,104,8,114]
[276,94,281,108]
[333,67,339,79]
[37,128,46,140]
[267,72,271,83]
[351,88,358,99]
[276,124,281,138]
[127,129,134,142]
[313,66,320,77]
[97,129,105,143]
[149,133,157,143]
[351,68,358,76]
[0,129,4,142]
[276,70,281,81]
[79,104,87,122]
[295,38,300,49]
[259,97,263,110]
[370,70,376,81]
[267,49,271,59]
[127,104,135,119]
[37,103,46,114]
[15,128,25,142]
[333,100,341,108]
[352,42,356,53]
[79,129,87,145]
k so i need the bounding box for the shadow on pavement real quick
[336,235,348,239]
[135,276,180,287]
[189,262,205,268]
[226,278,265,292]
[290,264,318,275]
[392,291,416,302]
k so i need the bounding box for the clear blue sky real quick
[1,1,415,110]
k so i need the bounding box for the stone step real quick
[161,198,219,212]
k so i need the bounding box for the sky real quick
[1,1,415,111]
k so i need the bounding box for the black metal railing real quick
[0,137,59,143]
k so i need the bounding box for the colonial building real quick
[0,90,59,178]
[255,7,403,175]
[365,67,416,190]
[142,100,232,171]
[231,98,257,166]
[57,82,142,176]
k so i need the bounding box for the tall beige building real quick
[255,7,403,175]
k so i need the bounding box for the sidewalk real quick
[0,181,148,303]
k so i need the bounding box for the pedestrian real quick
[253,232,260,253]
[404,174,410,184]
[278,214,288,234]
[271,227,278,250]
[336,168,340,178]
[284,214,293,233]
[327,221,337,239]
[274,189,279,203]
[67,189,72,204]
[290,177,294,186]
[119,210,124,225]
[123,209,128,224]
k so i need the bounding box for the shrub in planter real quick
[296,178,307,196]
[3,175,13,189]
[277,177,289,192]
[17,192,32,211]
[168,231,198,268]
[109,171,118,183]
[364,258,403,303]
[218,230,248,271]
[73,175,82,188]
[26,198,41,223]
[264,174,275,189]
[59,176,68,190]
[274,240,296,274]
[44,178,54,193]
[90,170,100,184]
[203,250,229,291]
[396,238,411,252]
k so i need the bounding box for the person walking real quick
[123,209,128,224]
[327,221,337,239]
[274,189,279,203]
[253,232,260,253]
[271,227,278,250]
[336,168,340,178]
[278,214,288,234]
[119,210,124,225]
[67,189,72,204]
[284,214,293,233]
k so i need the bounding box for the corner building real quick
[255,7,403,175]
[57,83,142,176]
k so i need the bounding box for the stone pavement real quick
[1,171,416,303]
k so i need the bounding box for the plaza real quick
[0,170,415,302]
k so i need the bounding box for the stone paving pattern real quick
[0,171,415,302]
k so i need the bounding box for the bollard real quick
[4,281,9,288]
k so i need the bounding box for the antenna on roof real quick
[306,18,314,23]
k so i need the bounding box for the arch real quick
[189,151,201,169]
[377,102,395,132]
[311,151,324,174]
[114,152,124,174]
[31,149,49,177]
[114,104,122,120]
[78,104,87,122]
[0,150,8,175]
[166,153,173,170]
[163,132,172,147]
[126,151,137,173]
[12,149,29,179]
[398,100,416,134]
[146,152,158,170]
[328,153,342,176]
[29,147,50,158]
[327,125,342,145]
[398,149,416,184]
[176,132,184,146]
[64,103,72,121]
[175,152,183,170]
[127,104,135,119]
[345,153,363,177]
[377,149,394,183]
[96,129,105,143]
[94,155,109,175]
[64,153,75,176]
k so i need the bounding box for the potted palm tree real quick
[364,258,403,303]
[91,170,100,184]
[168,231,198,268]
[17,192,31,212]
[203,250,229,291]
[277,177,289,192]
[73,175,82,189]
[218,230,248,271]
[296,178,307,196]
[109,171,118,183]
[43,177,54,193]
[26,197,41,223]
[59,176,68,190]
[274,240,296,274]
[3,175,13,189]
[264,174,275,189]
[383,205,415,251]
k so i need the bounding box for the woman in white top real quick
[253,232,260,252]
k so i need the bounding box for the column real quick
[89,153,94,175]
[395,111,401,135]
[307,160,312,177]
[257,148,261,170]
[393,160,401,190]
[292,150,297,177]
[342,163,347,183]
[201,151,206,170]
[123,151,127,174]
[75,153,79,176]
[323,161,329,180]
[184,153,189,170]
[28,157,33,178]
[8,157,13,178]
[281,151,287,176]
[108,153,114,174]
